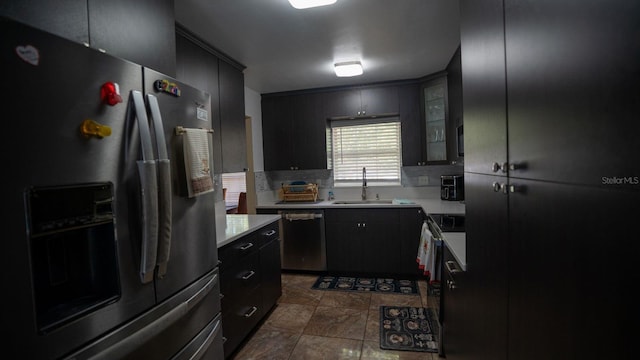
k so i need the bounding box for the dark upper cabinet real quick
[1,0,176,76]
[262,92,327,171]
[505,0,639,187]
[175,32,222,174]
[324,85,399,118]
[421,75,450,164]
[322,88,361,118]
[88,0,176,76]
[361,86,399,115]
[219,60,247,173]
[176,29,247,174]
[398,82,425,166]
[0,0,89,44]
[461,0,507,176]
[446,46,464,164]
[262,95,293,171]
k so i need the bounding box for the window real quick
[327,118,402,186]
[221,172,246,207]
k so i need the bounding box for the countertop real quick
[256,198,465,215]
[216,214,281,248]
[442,232,466,271]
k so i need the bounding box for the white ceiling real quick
[175,0,460,94]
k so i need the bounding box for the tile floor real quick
[230,273,440,360]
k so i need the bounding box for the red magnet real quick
[101,82,122,106]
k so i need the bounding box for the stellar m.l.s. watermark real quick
[601,176,639,185]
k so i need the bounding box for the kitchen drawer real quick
[221,284,262,358]
[218,232,261,271]
[325,208,399,223]
[220,251,261,302]
[258,222,279,243]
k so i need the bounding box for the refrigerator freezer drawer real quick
[64,268,222,360]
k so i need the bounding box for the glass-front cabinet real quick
[423,75,448,163]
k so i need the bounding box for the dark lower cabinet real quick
[441,242,468,359]
[398,208,426,275]
[325,208,399,275]
[325,208,423,276]
[457,172,508,360]
[507,180,636,360]
[219,220,281,358]
[259,237,282,319]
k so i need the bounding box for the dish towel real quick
[182,128,214,197]
[417,221,436,279]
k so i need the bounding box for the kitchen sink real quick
[331,200,394,205]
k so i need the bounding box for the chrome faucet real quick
[361,167,367,200]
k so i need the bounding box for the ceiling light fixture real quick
[288,0,337,10]
[334,61,363,77]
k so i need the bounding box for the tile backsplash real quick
[254,164,463,204]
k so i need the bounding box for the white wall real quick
[244,86,264,171]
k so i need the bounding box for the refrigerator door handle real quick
[146,94,173,278]
[185,272,218,311]
[131,91,159,284]
[89,272,218,360]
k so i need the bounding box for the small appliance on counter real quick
[441,174,464,201]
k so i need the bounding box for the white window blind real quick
[328,118,402,185]
[222,172,246,206]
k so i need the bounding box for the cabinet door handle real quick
[492,182,501,192]
[264,229,276,237]
[239,243,254,251]
[242,270,256,280]
[447,279,457,290]
[492,182,509,194]
[445,260,462,274]
[244,306,258,318]
[492,162,508,173]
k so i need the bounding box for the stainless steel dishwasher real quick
[278,210,326,271]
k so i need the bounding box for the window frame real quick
[327,117,403,187]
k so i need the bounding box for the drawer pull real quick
[239,243,254,251]
[242,270,256,280]
[244,306,258,318]
[264,229,276,237]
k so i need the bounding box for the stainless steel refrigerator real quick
[1,17,223,359]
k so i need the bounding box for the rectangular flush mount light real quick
[334,61,363,77]
[289,0,337,9]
